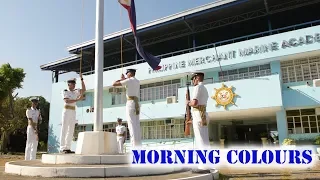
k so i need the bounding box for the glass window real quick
[281,56,320,83]
[112,79,180,105]
[301,109,315,116]
[286,110,300,116]
[249,66,259,72]
[140,119,185,140]
[286,108,319,134]
[218,64,270,82]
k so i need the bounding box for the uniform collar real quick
[31,107,37,110]
[198,82,203,85]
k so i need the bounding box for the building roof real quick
[40,0,320,72]
[40,0,242,71]
[66,0,238,53]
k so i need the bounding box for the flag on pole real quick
[118,0,161,70]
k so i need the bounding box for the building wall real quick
[71,25,320,90]
[47,25,320,152]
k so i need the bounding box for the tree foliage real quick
[0,64,25,153]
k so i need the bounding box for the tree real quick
[0,63,26,153]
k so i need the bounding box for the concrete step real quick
[5,160,219,179]
[41,153,129,164]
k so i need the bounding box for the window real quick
[218,64,271,82]
[140,79,180,102]
[111,88,126,105]
[281,56,320,83]
[111,79,181,105]
[286,108,320,134]
[140,119,188,140]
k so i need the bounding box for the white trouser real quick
[126,100,141,149]
[117,136,125,153]
[192,111,210,170]
[59,109,76,151]
[25,125,38,160]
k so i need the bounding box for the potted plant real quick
[271,133,279,144]
[260,132,268,146]
[219,135,225,148]
[313,136,320,154]
[282,138,296,147]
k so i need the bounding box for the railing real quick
[82,20,320,75]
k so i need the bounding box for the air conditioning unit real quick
[166,96,177,104]
[316,108,320,115]
[313,79,320,87]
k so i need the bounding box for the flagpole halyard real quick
[119,4,124,74]
[80,0,85,76]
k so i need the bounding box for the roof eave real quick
[40,55,80,70]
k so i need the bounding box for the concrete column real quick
[276,110,288,144]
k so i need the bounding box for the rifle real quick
[184,75,192,136]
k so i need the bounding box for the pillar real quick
[276,110,288,144]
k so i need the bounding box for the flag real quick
[118,0,161,70]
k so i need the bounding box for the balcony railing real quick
[83,19,320,75]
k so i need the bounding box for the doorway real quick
[235,124,267,145]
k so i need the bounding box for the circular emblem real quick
[211,83,237,109]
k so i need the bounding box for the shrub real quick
[314,136,320,145]
[282,138,296,145]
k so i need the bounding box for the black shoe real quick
[65,150,74,154]
[61,150,74,154]
[191,169,211,174]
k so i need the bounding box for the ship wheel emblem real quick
[211,83,237,109]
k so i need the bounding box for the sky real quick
[0,0,215,102]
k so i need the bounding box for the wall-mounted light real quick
[287,86,290,89]
[307,81,310,86]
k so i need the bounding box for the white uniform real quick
[59,88,80,151]
[116,124,126,153]
[120,77,142,149]
[191,82,210,169]
[25,107,41,160]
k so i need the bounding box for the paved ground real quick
[2,154,320,179]
[0,167,197,180]
[218,165,320,180]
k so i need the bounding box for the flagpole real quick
[93,0,104,132]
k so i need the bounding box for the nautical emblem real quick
[211,83,237,109]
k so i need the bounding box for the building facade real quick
[41,0,320,153]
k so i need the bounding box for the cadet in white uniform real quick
[113,69,142,149]
[187,72,210,173]
[116,118,127,154]
[25,97,42,160]
[60,76,86,153]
